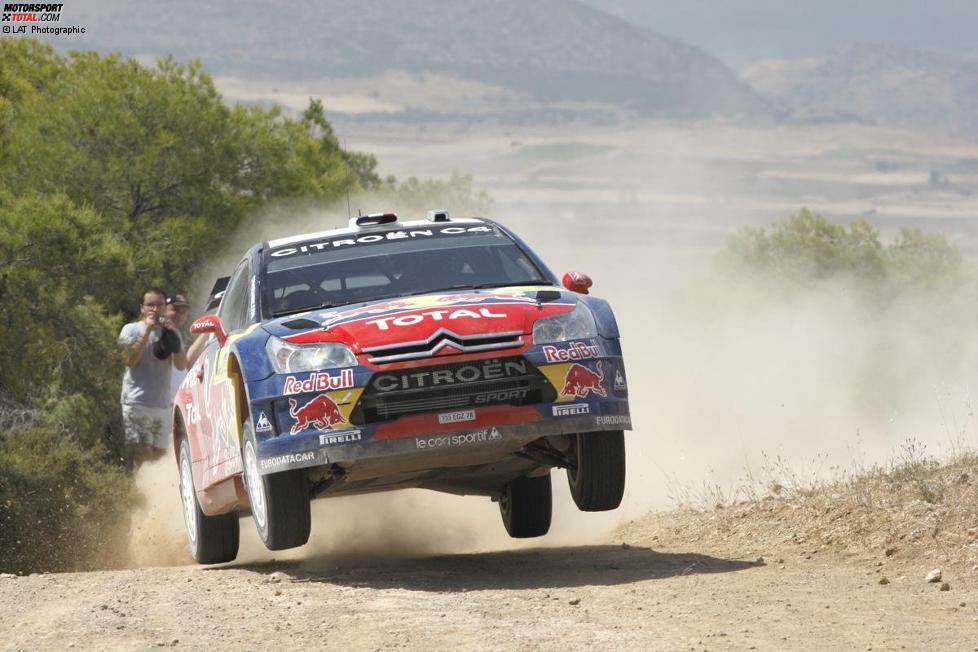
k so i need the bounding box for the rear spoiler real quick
[205,276,230,312]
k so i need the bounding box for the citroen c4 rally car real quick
[174,210,631,563]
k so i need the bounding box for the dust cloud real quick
[132,148,978,568]
[127,455,194,568]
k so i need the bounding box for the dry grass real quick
[623,441,978,575]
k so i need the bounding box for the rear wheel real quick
[242,420,311,551]
[500,473,552,538]
[567,430,626,511]
[178,437,239,564]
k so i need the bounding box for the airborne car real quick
[174,211,631,563]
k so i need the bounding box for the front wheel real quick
[178,437,239,564]
[241,420,311,551]
[500,473,552,538]
[567,430,626,511]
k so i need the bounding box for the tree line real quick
[0,39,488,573]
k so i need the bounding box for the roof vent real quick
[427,209,450,222]
[350,212,398,229]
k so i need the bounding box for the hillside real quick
[742,44,978,137]
[64,0,768,120]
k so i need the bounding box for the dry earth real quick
[3,500,977,651]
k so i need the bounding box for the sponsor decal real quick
[438,409,476,424]
[552,403,590,417]
[614,368,627,392]
[372,358,528,392]
[288,393,347,435]
[185,401,201,426]
[270,226,495,258]
[313,291,542,331]
[260,451,316,471]
[319,429,362,446]
[416,427,502,450]
[255,411,273,433]
[561,362,607,399]
[474,388,529,404]
[597,415,631,427]
[541,340,600,364]
[283,369,355,395]
[366,307,507,331]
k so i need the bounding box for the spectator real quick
[119,287,188,467]
[166,292,209,399]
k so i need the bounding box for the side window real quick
[218,260,251,333]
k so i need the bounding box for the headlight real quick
[532,303,597,344]
[266,336,357,374]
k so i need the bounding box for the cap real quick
[166,294,190,307]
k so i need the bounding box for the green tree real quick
[0,44,381,311]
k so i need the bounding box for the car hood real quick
[264,286,578,352]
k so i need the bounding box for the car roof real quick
[265,217,492,250]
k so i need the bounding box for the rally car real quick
[174,210,631,564]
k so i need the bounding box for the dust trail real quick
[126,455,194,568]
[137,188,978,568]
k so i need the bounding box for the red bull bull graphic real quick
[561,362,607,399]
[288,393,347,435]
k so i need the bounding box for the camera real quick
[155,315,169,327]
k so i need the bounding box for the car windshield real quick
[264,224,549,316]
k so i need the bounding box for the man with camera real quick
[119,287,189,467]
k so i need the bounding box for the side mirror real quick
[562,272,593,295]
[190,315,228,347]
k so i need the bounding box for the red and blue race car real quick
[174,211,631,563]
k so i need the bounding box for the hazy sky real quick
[57,0,978,69]
[580,0,978,65]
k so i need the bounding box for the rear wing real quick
[205,276,230,312]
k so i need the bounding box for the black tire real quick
[567,430,626,511]
[500,473,552,538]
[241,420,311,551]
[178,437,240,564]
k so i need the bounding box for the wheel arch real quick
[228,351,250,450]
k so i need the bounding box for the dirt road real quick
[3,512,976,652]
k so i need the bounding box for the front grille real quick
[363,328,523,363]
[351,356,555,425]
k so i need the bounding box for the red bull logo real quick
[561,362,607,399]
[288,394,347,435]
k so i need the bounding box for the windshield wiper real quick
[273,302,334,318]
[396,281,550,298]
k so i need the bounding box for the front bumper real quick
[248,340,631,476]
